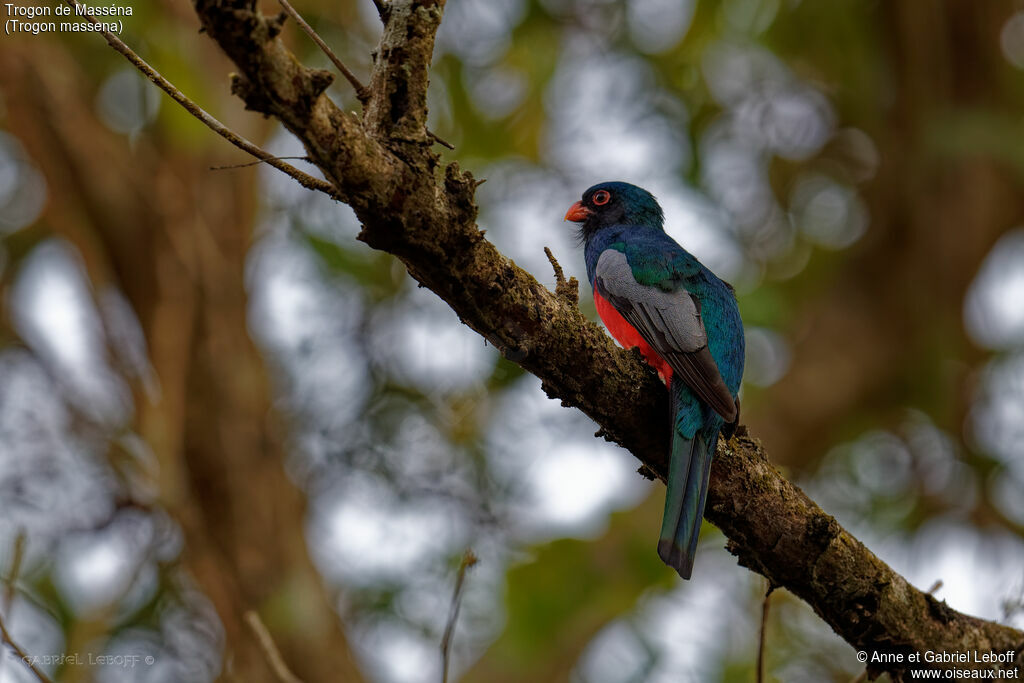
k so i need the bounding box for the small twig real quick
[244,611,304,683]
[428,130,455,150]
[0,618,52,683]
[544,247,579,307]
[1004,580,1024,622]
[0,531,27,680]
[274,0,454,150]
[756,585,773,683]
[545,246,566,284]
[275,0,369,103]
[0,556,52,683]
[927,580,943,595]
[3,530,26,616]
[441,550,478,683]
[63,0,341,201]
[210,156,311,171]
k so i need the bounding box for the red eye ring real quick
[592,190,611,206]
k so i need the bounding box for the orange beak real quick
[564,201,591,223]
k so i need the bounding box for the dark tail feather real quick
[657,426,715,580]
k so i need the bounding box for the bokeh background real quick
[2,0,1024,681]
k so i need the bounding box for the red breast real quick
[593,287,674,387]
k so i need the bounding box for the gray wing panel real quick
[594,249,737,422]
[594,249,705,351]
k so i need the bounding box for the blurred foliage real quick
[1,1,1024,682]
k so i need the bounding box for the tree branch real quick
[441,550,478,683]
[245,611,305,683]
[180,0,1022,679]
[64,0,340,200]
[0,532,48,683]
[0,617,52,683]
[362,0,443,147]
[275,0,370,103]
[0,542,52,683]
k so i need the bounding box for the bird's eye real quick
[592,190,611,206]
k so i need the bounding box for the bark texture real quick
[183,0,1022,680]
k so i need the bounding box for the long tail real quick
[657,423,717,580]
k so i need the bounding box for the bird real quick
[565,181,745,579]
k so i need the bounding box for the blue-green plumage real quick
[567,181,745,579]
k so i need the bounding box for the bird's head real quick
[564,181,665,238]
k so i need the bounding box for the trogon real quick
[565,181,745,579]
